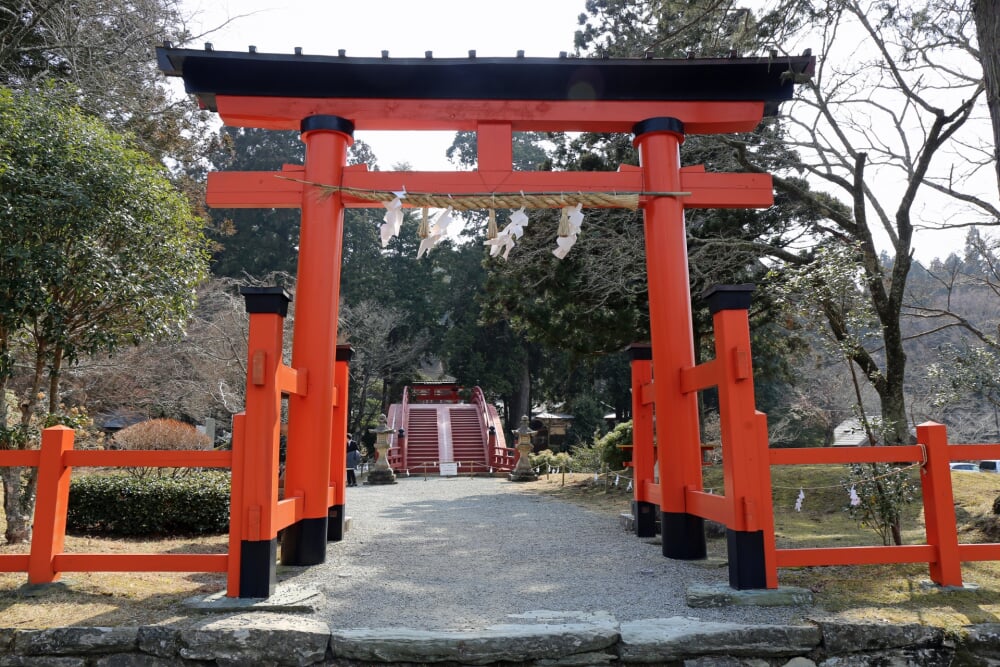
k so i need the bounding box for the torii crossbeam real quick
[158,45,814,597]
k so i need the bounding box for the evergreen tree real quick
[0,86,209,542]
[204,128,304,278]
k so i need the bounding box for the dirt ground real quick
[3,471,1000,631]
[0,475,626,629]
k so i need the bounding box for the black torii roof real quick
[156,45,814,117]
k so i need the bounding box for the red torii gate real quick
[158,45,813,597]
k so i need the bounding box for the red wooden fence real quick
[0,287,352,598]
[770,424,1000,587]
[0,427,231,584]
[629,285,1000,589]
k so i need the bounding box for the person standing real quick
[346,437,361,487]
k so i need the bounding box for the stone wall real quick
[2,616,999,666]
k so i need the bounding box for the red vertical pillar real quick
[28,426,74,584]
[917,422,963,587]
[633,117,706,560]
[627,343,657,538]
[236,286,290,597]
[328,344,353,542]
[283,115,353,565]
[705,284,770,589]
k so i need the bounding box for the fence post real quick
[627,342,658,537]
[706,284,770,590]
[28,426,75,584]
[328,344,353,541]
[917,421,963,587]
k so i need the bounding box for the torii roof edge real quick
[157,46,814,117]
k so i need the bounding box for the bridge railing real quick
[471,387,513,471]
[388,386,409,469]
[471,386,490,460]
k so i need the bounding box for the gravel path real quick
[284,476,816,631]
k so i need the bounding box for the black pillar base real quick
[327,504,344,542]
[727,528,767,589]
[633,500,658,538]
[661,511,707,560]
[280,517,329,565]
[239,538,277,598]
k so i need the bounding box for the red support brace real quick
[628,343,658,538]
[328,344,354,541]
[705,285,773,589]
[235,287,292,597]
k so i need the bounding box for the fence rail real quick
[401,459,509,478]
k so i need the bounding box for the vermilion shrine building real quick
[157,44,814,596]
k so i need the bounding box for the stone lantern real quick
[366,414,397,485]
[508,415,538,482]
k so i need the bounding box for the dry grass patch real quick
[524,465,1000,633]
[0,534,227,628]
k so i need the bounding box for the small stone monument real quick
[509,415,538,482]
[366,414,397,485]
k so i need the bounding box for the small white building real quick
[832,418,873,447]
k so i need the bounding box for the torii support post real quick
[627,343,658,538]
[633,118,706,560]
[282,116,354,566]
[328,344,354,542]
[234,286,291,597]
[703,285,776,590]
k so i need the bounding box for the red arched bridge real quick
[384,383,512,475]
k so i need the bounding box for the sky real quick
[181,0,587,171]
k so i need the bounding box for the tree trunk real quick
[22,340,46,426]
[875,264,913,445]
[47,345,63,414]
[509,360,531,432]
[0,325,9,426]
[3,339,48,544]
[348,367,375,436]
[879,371,912,445]
[973,0,1000,198]
[890,519,903,547]
[2,467,30,543]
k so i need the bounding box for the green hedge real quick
[67,471,230,536]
